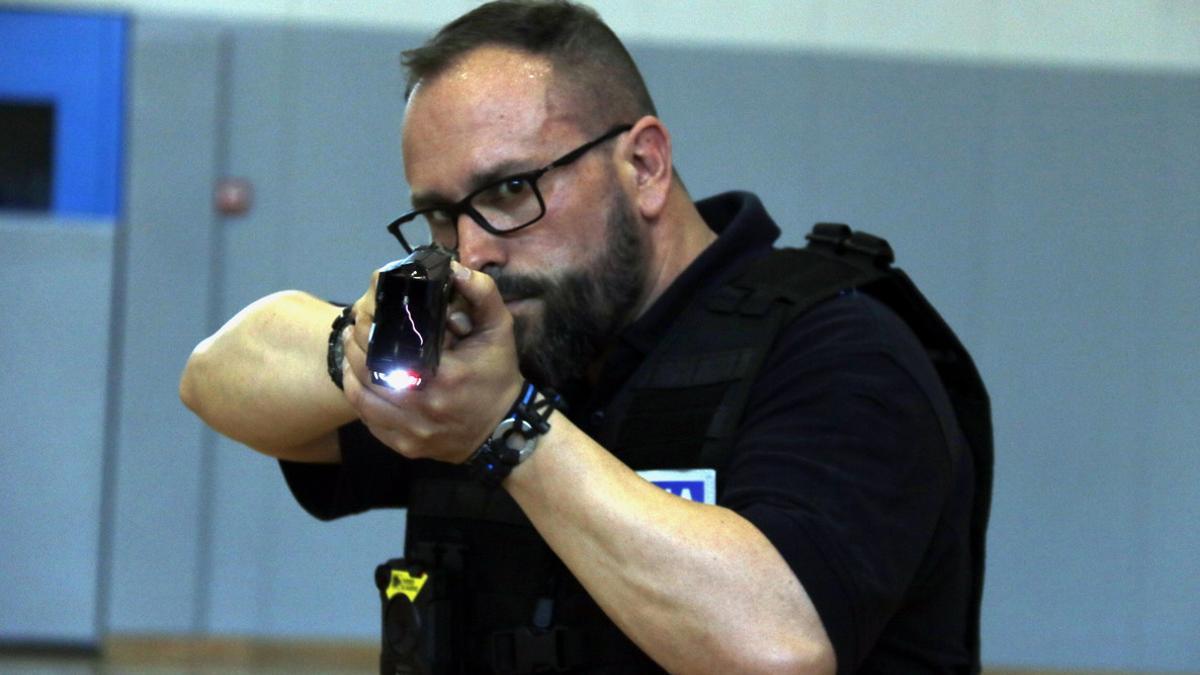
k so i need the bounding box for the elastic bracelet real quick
[326,305,355,390]
[467,381,563,487]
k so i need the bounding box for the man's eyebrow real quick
[409,158,541,209]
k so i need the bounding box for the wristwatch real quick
[467,381,562,487]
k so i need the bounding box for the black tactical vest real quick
[398,224,992,674]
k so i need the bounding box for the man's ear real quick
[621,116,673,221]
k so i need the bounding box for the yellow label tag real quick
[386,569,428,602]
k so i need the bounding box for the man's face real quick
[401,47,647,387]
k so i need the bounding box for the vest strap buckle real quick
[490,626,569,673]
[806,222,895,267]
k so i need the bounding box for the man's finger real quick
[450,262,508,331]
[447,309,473,337]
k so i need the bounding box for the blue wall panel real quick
[0,9,126,218]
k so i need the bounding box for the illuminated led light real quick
[374,369,423,390]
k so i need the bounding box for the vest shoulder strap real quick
[686,225,897,467]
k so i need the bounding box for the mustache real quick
[487,270,552,301]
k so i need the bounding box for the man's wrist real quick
[466,380,562,487]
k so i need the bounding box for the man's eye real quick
[479,178,529,205]
[497,178,528,198]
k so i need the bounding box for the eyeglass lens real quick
[404,176,544,250]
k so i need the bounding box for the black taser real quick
[367,246,455,391]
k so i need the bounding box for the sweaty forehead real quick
[401,48,572,187]
[439,46,554,97]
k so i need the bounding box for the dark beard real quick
[490,193,647,390]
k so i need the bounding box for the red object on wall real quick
[215,177,253,216]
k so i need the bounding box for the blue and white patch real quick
[637,469,716,505]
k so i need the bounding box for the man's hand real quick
[341,261,523,463]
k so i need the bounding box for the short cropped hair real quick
[401,0,657,130]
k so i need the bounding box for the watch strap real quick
[326,304,355,390]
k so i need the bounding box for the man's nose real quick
[455,212,506,271]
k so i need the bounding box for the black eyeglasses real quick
[386,124,633,252]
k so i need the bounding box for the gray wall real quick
[0,217,114,643]
[1,14,1197,671]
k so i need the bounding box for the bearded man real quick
[181,2,988,673]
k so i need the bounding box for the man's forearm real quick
[504,416,837,675]
[179,290,355,462]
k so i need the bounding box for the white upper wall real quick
[15,0,1200,72]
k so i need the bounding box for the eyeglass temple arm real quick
[548,124,633,169]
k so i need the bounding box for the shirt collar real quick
[619,191,781,355]
[561,191,782,411]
